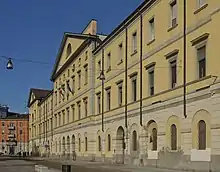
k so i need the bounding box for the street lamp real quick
[0,56,13,70]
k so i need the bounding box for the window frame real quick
[132,31,137,53]
[149,17,155,41]
[148,68,155,96]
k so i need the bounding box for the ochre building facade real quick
[28,1,220,171]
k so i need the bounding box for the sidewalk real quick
[29,157,191,172]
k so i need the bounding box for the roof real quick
[93,0,154,54]
[27,88,51,107]
[50,32,101,81]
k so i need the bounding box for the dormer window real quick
[67,43,72,58]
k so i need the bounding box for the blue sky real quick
[0,0,143,113]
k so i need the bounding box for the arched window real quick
[98,136,101,151]
[66,43,72,57]
[198,120,206,150]
[152,128,157,151]
[132,130,137,151]
[85,137,88,151]
[171,124,177,150]
[107,134,111,151]
[78,138,81,151]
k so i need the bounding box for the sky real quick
[0,0,143,113]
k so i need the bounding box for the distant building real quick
[0,112,29,155]
[0,105,9,118]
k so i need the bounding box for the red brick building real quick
[0,112,29,155]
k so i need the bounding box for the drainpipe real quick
[125,27,128,129]
[140,12,143,126]
[101,48,105,132]
[183,0,187,118]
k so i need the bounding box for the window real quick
[62,110,65,125]
[67,69,70,77]
[66,43,72,58]
[152,128,157,151]
[118,43,123,63]
[85,51,88,61]
[20,122,22,127]
[171,124,177,150]
[71,105,75,122]
[107,134,111,151]
[107,52,111,71]
[84,98,88,117]
[170,60,177,88]
[77,102,81,120]
[78,71,81,89]
[149,70,155,96]
[170,0,177,27]
[84,65,88,85]
[66,81,70,101]
[2,122,4,126]
[58,113,61,126]
[98,136,101,151]
[198,0,205,8]
[198,120,206,150]
[66,108,70,122]
[132,78,137,102]
[149,17,155,41]
[132,130,137,151]
[85,137,88,151]
[72,76,75,94]
[55,115,57,127]
[78,58,81,67]
[106,89,111,111]
[118,84,123,106]
[132,32,137,53]
[197,46,206,78]
[78,138,81,151]
[97,93,101,114]
[97,60,101,73]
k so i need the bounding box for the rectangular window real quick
[77,102,81,120]
[66,108,70,122]
[132,32,137,53]
[84,98,88,117]
[198,46,206,78]
[66,81,70,101]
[84,65,88,85]
[170,0,177,27]
[107,52,111,71]
[149,70,155,96]
[170,60,177,88]
[58,113,61,126]
[78,71,81,90]
[98,60,101,73]
[71,105,75,122]
[149,17,155,41]
[106,89,111,111]
[62,110,65,125]
[118,43,123,62]
[72,76,75,94]
[118,84,123,106]
[97,93,101,114]
[85,51,88,61]
[55,115,57,127]
[132,78,137,102]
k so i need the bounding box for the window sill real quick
[117,60,123,65]
[147,39,155,46]
[194,4,208,14]
[131,50,138,57]
[167,24,178,32]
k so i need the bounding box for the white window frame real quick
[149,17,155,41]
[132,31,137,53]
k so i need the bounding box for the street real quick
[0,157,187,172]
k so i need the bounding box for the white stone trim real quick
[148,150,158,159]
[190,148,211,162]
